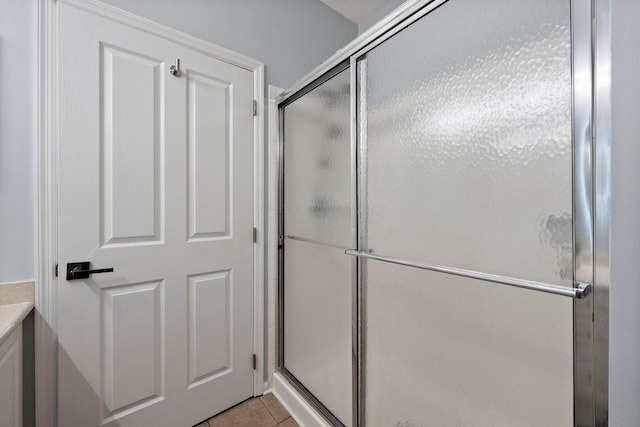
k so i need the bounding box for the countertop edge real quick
[0,302,34,346]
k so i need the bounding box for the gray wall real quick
[609,0,640,424]
[99,0,357,89]
[0,0,356,286]
[358,0,407,34]
[0,0,35,284]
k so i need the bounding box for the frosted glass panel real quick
[284,239,352,426]
[364,260,573,426]
[363,0,573,286]
[284,69,351,248]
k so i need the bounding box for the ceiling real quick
[318,0,390,24]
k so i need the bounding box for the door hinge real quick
[252,354,257,370]
[252,99,257,116]
[253,227,257,243]
[55,264,58,277]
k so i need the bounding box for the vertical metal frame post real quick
[349,56,360,427]
[355,55,369,427]
[573,0,612,424]
[593,0,612,424]
[572,0,596,424]
[276,103,285,370]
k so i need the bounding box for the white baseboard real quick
[268,372,331,427]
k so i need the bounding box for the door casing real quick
[35,1,265,426]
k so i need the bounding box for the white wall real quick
[0,0,35,284]
[99,0,357,89]
[609,0,640,424]
[0,0,356,286]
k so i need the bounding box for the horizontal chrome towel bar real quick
[344,249,592,299]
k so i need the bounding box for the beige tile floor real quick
[194,394,299,427]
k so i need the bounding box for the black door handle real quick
[66,262,114,280]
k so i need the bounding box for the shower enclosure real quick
[277,0,608,425]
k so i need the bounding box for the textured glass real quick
[363,0,573,286]
[284,239,352,426]
[282,69,352,425]
[284,69,351,248]
[364,260,573,426]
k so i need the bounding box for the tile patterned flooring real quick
[195,394,299,427]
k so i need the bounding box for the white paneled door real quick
[56,4,255,426]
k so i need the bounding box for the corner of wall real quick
[609,0,640,424]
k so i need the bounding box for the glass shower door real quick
[280,67,353,426]
[357,0,578,425]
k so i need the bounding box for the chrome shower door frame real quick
[276,0,610,425]
[277,61,353,427]
[593,0,612,425]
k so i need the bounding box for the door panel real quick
[281,67,353,426]
[102,281,163,415]
[283,69,352,248]
[187,270,232,386]
[363,0,573,287]
[358,0,575,425]
[101,44,163,246]
[57,4,255,426]
[187,72,231,241]
[283,239,352,426]
[364,260,573,427]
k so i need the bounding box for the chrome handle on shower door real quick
[344,249,592,299]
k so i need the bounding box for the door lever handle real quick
[66,262,114,280]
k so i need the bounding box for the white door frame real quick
[35,1,265,425]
